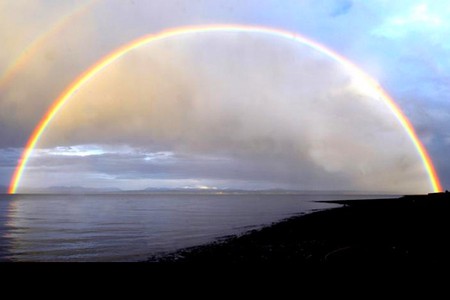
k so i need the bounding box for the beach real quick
[151,192,450,266]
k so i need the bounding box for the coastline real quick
[149,192,450,265]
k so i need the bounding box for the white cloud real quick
[372,2,448,39]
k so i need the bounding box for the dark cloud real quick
[1,0,449,192]
[16,32,431,193]
[22,144,351,191]
[0,148,22,192]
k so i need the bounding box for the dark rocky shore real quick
[150,192,450,266]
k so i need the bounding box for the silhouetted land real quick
[150,192,450,266]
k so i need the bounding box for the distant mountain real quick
[11,185,396,195]
[138,187,343,194]
[28,186,123,194]
[143,187,183,192]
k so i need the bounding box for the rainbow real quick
[0,0,99,91]
[8,24,443,194]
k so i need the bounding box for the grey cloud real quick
[17,31,431,193]
[0,147,22,191]
[22,144,350,191]
[1,0,448,191]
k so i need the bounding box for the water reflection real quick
[0,193,390,262]
[0,194,17,261]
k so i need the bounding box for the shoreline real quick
[149,192,450,265]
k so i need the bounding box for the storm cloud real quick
[18,32,429,193]
[1,0,449,193]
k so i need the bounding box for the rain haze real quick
[1,0,449,193]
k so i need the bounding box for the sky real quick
[1,0,449,193]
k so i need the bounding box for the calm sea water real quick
[0,193,395,262]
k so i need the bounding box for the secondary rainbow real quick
[0,0,100,91]
[8,24,443,194]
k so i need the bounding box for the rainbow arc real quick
[8,25,443,194]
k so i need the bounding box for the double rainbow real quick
[0,0,99,91]
[8,25,443,194]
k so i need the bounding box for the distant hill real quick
[10,186,399,195]
[19,186,123,194]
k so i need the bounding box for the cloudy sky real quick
[1,0,449,193]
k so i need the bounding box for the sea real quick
[0,193,396,262]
